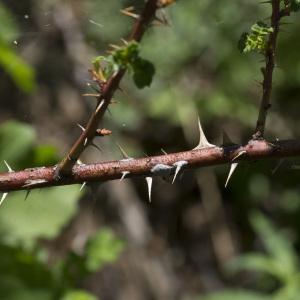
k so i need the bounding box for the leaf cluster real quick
[92,41,155,89]
[238,22,273,54]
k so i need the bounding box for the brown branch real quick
[56,0,159,176]
[1,139,300,193]
[254,0,281,139]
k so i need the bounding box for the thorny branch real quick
[56,0,161,176]
[1,139,300,193]
[1,0,299,200]
[254,0,289,138]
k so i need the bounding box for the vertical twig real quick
[253,0,281,139]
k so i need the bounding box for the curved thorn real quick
[194,116,215,149]
[172,161,188,184]
[232,150,247,161]
[225,163,239,188]
[145,177,153,203]
[77,124,85,132]
[120,171,130,181]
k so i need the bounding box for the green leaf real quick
[0,43,36,93]
[0,186,81,249]
[33,145,58,167]
[227,253,286,280]
[85,228,125,272]
[132,58,155,89]
[250,212,299,281]
[61,290,97,300]
[0,121,35,170]
[112,41,139,67]
[0,3,19,44]
[238,22,273,54]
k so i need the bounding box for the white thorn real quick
[172,161,188,184]
[194,116,215,149]
[0,193,8,206]
[84,138,88,146]
[225,163,239,188]
[77,124,85,132]
[120,171,130,181]
[232,150,246,161]
[4,160,13,172]
[146,177,153,203]
[116,143,131,159]
[77,159,83,165]
[161,148,168,155]
[23,179,47,187]
[80,182,87,191]
[96,100,105,114]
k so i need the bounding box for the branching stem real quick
[57,0,159,176]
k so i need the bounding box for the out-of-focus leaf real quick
[0,121,35,170]
[250,212,298,281]
[227,253,285,280]
[0,186,81,249]
[85,228,125,272]
[61,290,97,300]
[198,290,271,300]
[33,145,58,167]
[291,0,300,12]
[0,244,53,300]
[0,43,36,93]
[0,3,19,44]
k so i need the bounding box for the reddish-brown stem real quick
[57,0,159,176]
[254,0,281,138]
[1,139,300,193]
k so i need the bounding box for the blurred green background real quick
[0,0,300,299]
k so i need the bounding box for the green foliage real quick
[199,213,300,300]
[0,3,36,93]
[92,41,155,89]
[61,290,98,300]
[85,228,125,272]
[291,0,300,12]
[238,22,273,54]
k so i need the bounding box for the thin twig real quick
[1,139,300,193]
[56,0,159,176]
[254,0,281,138]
